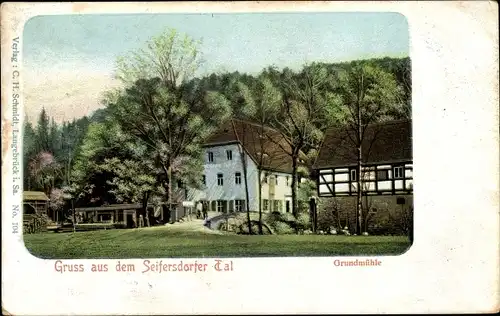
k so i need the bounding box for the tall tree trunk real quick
[232,120,253,235]
[162,178,171,223]
[242,152,253,234]
[291,153,298,218]
[291,153,299,234]
[356,101,363,236]
[258,169,263,235]
[258,123,264,235]
[167,164,172,224]
[71,198,76,232]
[142,191,151,227]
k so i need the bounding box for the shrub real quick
[263,211,298,235]
[297,213,311,226]
[317,208,337,232]
[281,212,296,222]
[236,220,273,235]
[264,212,281,224]
[23,214,50,234]
[272,221,294,234]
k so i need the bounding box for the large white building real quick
[192,119,299,214]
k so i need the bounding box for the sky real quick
[22,12,409,123]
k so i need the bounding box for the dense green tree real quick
[327,61,405,235]
[105,28,232,217]
[270,64,331,218]
[68,122,125,207]
[235,74,282,234]
[28,151,62,196]
[48,118,60,156]
[35,108,50,153]
[23,118,37,190]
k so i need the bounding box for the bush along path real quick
[205,212,274,235]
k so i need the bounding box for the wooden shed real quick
[23,191,50,233]
[23,191,49,216]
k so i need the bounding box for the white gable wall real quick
[202,143,260,211]
[189,143,296,213]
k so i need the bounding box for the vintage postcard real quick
[2,1,499,315]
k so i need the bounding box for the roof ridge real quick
[231,118,281,134]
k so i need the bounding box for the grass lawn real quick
[24,222,411,259]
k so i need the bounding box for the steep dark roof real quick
[314,120,412,169]
[204,119,296,174]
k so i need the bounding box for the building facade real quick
[192,119,297,214]
[314,120,413,197]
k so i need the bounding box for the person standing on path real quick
[202,201,208,220]
[196,201,202,219]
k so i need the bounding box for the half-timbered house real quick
[314,120,413,197]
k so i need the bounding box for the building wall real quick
[201,143,260,211]
[190,143,295,213]
[319,195,414,235]
[259,171,293,213]
[318,162,413,197]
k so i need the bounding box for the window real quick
[217,200,225,213]
[377,170,389,181]
[235,172,241,185]
[202,175,206,185]
[208,151,214,163]
[286,176,290,186]
[269,175,275,186]
[263,172,269,184]
[217,173,224,186]
[350,169,357,181]
[275,176,279,185]
[394,166,403,179]
[235,200,244,212]
[226,150,232,160]
[263,199,269,211]
[273,200,281,212]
